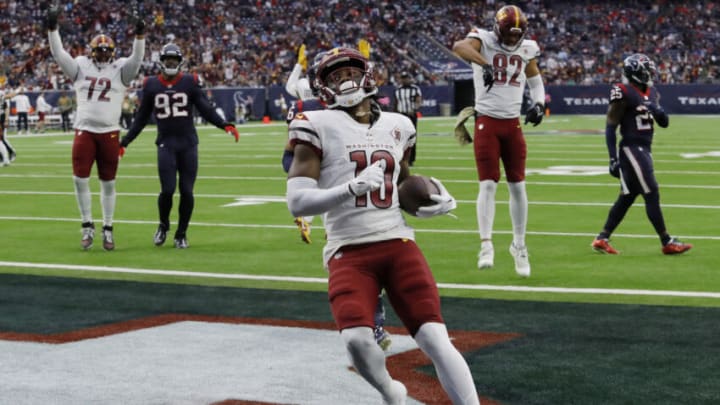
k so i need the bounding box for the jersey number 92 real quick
[154,93,189,119]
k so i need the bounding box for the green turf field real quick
[1,115,719,404]
[1,115,719,306]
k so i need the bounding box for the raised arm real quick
[120,13,147,86]
[48,30,79,80]
[285,63,304,98]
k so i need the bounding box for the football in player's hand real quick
[398,175,440,216]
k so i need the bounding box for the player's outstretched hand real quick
[297,44,307,71]
[609,158,620,178]
[132,11,145,36]
[46,4,61,31]
[348,160,384,196]
[416,177,457,218]
[119,146,126,159]
[225,124,239,142]
[358,39,371,59]
[524,102,544,127]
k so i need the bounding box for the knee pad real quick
[341,326,375,354]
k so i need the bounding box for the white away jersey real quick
[288,109,416,261]
[71,56,131,132]
[285,64,316,101]
[467,28,541,119]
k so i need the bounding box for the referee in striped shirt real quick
[394,71,422,166]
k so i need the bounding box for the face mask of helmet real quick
[90,35,116,68]
[623,54,656,88]
[315,50,377,109]
[494,5,528,52]
[159,56,183,76]
[158,44,184,76]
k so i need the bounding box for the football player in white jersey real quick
[452,4,545,277]
[284,41,395,352]
[0,87,18,166]
[283,40,373,244]
[283,43,319,244]
[46,6,146,251]
[285,44,316,104]
[286,48,478,405]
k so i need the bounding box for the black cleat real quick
[154,225,168,246]
[80,223,95,250]
[174,237,189,249]
[102,225,115,251]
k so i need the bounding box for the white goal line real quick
[1,261,719,299]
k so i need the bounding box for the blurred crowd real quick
[1,0,718,92]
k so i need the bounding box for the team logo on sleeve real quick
[294,113,308,121]
[392,127,402,143]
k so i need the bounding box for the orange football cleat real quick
[592,238,618,254]
[662,238,692,255]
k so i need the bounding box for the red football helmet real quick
[312,47,377,108]
[90,34,116,68]
[493,5,528,52]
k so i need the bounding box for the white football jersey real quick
[467,28,541,119]
[48,30,144,133]
[288,109,416,264]
[285,64,316,101]
[71,56,131,132]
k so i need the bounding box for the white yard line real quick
[2,191,720,210]
[1,260,719,299]
[1,215,719,240]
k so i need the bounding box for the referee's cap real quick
[400,71,411,78]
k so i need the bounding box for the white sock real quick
[508,181,528,247]
[476,180,497,241]
[73,176,93,223]
[341,327,400,402]
[415,322,479,405]
[100,180,116,227]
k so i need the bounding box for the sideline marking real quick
[1,261,719,299]
[2,192,720,210]
[1,215,719,240]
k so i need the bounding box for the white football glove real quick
[416,177,457,218]
[348,160,385,196]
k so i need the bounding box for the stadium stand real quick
[1,0,718,92]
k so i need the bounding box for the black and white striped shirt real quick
[394,84,422,115]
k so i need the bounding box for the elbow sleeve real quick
[527,74,545,106]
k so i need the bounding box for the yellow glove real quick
[454,106,475,145]
[358,39,371,59]
[297,44,307,71]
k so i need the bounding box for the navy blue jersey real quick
[122,73,226,148]
[609,83,656,149]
